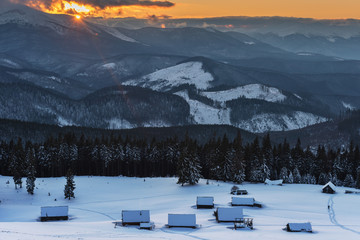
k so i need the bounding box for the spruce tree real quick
[293,168,301,183]
[25,144,36,195]
[176,144,202,186]
[355,167,360,189]
[279,167,288,183]
[64,169,76,200]
[26,163,36,195]
[343,174,355,187]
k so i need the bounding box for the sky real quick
[9,0,360,19]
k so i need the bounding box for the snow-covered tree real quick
[287,171,294,184]
[177,145,202,186]
[279,167,288,182]
[64,169,76,200]
[25,145,36,195]
[26,163,36,195]
[318,172,328,185]
[293,168,301,183]
[343,174,355,188]
[355,167,360,189]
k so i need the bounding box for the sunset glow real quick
[11,0,360,19]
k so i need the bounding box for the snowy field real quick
[1,176,360,240]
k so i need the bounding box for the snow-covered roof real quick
[168,214,197,227]
[216,208,243,222]
[322,181,336,191]
[122,210,150,223]
[287,222,312,232]
[197,196,214,205]
[265,179,283,185]
[41,206,68,217]
[232,197,255,206]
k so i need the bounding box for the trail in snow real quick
[160,227,207,240]
[328,196,360,235]
[72,207,116,221]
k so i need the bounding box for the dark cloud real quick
[77,0,175,8]
[147,14,172,23]
[15,0,175,9]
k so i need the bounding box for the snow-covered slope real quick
[1,176,360,240]
[201,84,287,103]
[175,91,230,125]
[342,101,356,110]
[236,111,328,133]
[124,62,214,91]
[0,58,21,69]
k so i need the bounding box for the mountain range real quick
[0,2,359,146]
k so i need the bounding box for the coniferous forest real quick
[0,131,359,189]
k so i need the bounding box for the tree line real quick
[0,131,359,192]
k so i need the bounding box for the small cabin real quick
[122,210,150,225]
[214,207,243,222]
[232,197,255,206]
[40,206,69,221]
[167,214,197,228]
[265,179,283,186]
[322,181,336,194]
[286,222,312,232]
[196,196,214,209]
[231,189,248,195]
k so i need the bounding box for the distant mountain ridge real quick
[0,3,359,137]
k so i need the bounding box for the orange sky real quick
[163,0,360,19]
[17,0,360,19]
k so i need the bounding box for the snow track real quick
[71,207,116,221]
[328,196,360,235]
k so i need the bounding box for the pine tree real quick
[279,167,288,182]
[355,167,360,189]
[176,144,202,186]
[293,168,301,184]
[25,144,36,195]
[318,172,328,185]
[287,171,294,184]
[26,163,36,195]
[64,169,76,200]
[343,174,355,187]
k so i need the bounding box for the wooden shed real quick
[286,222,312,232]
[122,210,150,225]
[231,189,248,195]
[40,206,68,221]
[196,196,214,209]
[322,181,336,194]
[265,179,283,186]
[167,214,197,228]
[231,197,255,206]
[214,207,243,222]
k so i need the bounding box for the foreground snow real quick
[1,176,360,239]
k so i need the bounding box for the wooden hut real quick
[286,222,312,232]
[322,181,336,194]
[265,179,283,186]
[122,210,150,225]
[214,207,243,222]
[196,196,214,209]
[167,214,197,228]
[231,197,255,206]
[40,206,69,221]
[231,189,248,195]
